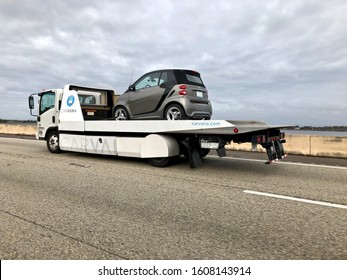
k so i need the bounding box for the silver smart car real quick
[113,69,212,120]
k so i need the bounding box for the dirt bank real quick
[0,123,36,136]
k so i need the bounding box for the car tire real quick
[165,104,188,120]
[114,106,129,120]
[46,130,62,153]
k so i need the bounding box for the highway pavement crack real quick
[0,209,128,259]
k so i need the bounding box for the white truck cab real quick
[29,85,117,150]
[29,89,62,140]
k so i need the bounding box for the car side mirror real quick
[128,85,135,91]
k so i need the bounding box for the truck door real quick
[38,91,57,139]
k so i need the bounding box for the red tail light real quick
[179,84,187,95]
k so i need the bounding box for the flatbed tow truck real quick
[29,85,290,168]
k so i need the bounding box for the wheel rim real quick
[49,135,59,150]
[166,107,182,120]
[115,108,127,120]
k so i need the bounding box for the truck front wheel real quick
[46,131,62,153]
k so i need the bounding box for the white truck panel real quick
[60,134,86,153]
[140,134,180,158]
[116,137,142,157]
[59,89,83,121]
[84,120,235,134]
[59,121,85,132]
[85,136,117,155]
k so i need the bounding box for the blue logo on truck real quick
[67,95,75,107]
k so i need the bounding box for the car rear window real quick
[186,74,203,85]
[174,70,205,87]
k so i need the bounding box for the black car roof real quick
[146,69,201,75]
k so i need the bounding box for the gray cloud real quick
[0,0,346,125]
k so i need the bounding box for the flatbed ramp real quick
[58,119,289,168]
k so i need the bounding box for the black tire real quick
[147,157,171,167]
[46,130,62,153]
[114,106,129,120]
[164,104,188,120]
[198,148,210,158]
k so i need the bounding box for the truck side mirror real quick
[28,94,38,117]
[128,85,135,92]
[29,96,35,109]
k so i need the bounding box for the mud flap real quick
[263,140,287,164]
[275,140,285,159]
[216,146,226,157]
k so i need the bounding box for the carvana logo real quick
[67,95,75,107]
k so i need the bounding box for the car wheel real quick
[46,131,62,153]
[165,104,188,120]
[114,107,129,120]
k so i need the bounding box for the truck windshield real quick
[40,92,55,114]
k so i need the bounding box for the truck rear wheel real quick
[147,157,171,167]
[46,131,62,153]
[198,148,210,158]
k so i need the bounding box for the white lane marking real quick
[207,155,347,170]
[274,160,347,170]
[244,190,347,210]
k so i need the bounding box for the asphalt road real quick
[0,137,346,259]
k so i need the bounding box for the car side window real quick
[135,72,161,91]
[159,71,168,86]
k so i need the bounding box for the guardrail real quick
[1,124,346,158]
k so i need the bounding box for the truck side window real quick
[40,92,55,114]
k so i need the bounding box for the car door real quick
[128,71,167,115]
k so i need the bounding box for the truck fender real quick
[140,134,179,158]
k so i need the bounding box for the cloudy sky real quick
[1,0,346,125]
